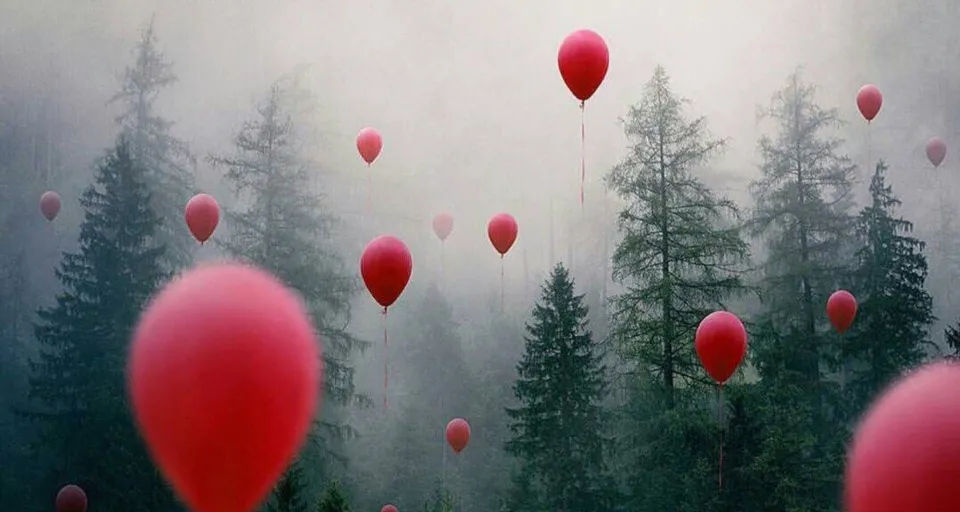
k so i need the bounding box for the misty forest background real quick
[3,1,960,511]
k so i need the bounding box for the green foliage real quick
[846,160,935,412]
[110,17,195,270]
[26,138,175,509]
[268,461,310,512]
[316,480,350,512]
[422,484,455,512]
[606,65,751,403]
[505,264,614,511]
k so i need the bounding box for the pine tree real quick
[209,71,363,492]
[846,160,934,411]
[26,138,175,509]
[422,484,455,512]
[111,17,195,270]
[606,65,751,406]
[269,461,310,512]
[317,480,350,512]
[945,322,960,360]
[505,264,612,512]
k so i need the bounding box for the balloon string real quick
[580,101,586,208]
[500,256,505,312]
[440,241,445,285]
[718,384,724,491]
[382,307,388,408]
[366,164,372,217]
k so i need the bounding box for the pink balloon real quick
[558,29,610,103]
[926,137,947,167]
[184,193,220,244]
[356,127,383,165]
[432,212,453,242]
[856,84,882,122]
[40,191,62,221]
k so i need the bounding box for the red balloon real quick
[856,84,882,122]
[446,417,471,454]
[56,484,87,512]
[432,212,453,242]
[129,263,320,512]
[926,137,947,167]
[40,190,61,221]
[827,290,858,334]
[845,361,960,511]
[558,29,610,102]
[694,311,747,385]
[487,213,518,256]
[184,193,220,244]
[356,127,383,165]
[381,505,398,512]
[360,235,413,309]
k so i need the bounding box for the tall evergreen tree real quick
[846,160,934,411]
[26,139,175,509]
[269,460,310,512]
[209,71,363,495]
[111,18,195,269]
[505,264,613,512]
[606,65,751,406]
[316,480,350,512]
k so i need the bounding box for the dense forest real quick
[2,1,960,511]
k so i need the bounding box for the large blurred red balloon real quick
[856,84,882,122]
[845,361,960,511]
[356,127,383,165]
[381,505,398,512]
[432,212,453,242]
[927,137,947,167]
[446,418,471,454]
[694,311,747,385]
[184,193,220,244]
[360,236,413,309]
[56,484,87,512]
[558,29,609,102]
[487,213,518,257]
[40,191,61,221]
[129,263,320,512]
[827,290,858,334]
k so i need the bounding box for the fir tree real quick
[317,480,350,512]
[269,461,310,512]
[945,322,960,360]
[606,65,751,406]
[26,138,174,509]
[422,484,455,512]
[847,160,934,411]
[209,71,364,492]
[505,264,612,512]
[111,17,195,269]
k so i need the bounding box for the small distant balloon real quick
[487,213,518,257]
[827,290,858,334]
[694,311,747,385]
[856,84,882,122]
[356,127,383,165]
[845,361,960,511]
[360,236,413,309]
[557,29,610,103]
[446,418,471,453]
[40,191,61,221]
[129,263,320,512]
[56,484,87,512]
[432,212,454,242]
[926,137,947,167]
[381,505,399,512]
[184,193,220,244]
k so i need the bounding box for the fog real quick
[3,0,960,509]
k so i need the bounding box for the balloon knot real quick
[579,100,585,109]
[381,306,388,316]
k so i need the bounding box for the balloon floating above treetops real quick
[827,290,858,334]
[356,127,383,166]
[926,136,947,167]
[558,29,609,205]
[56,484,87,512]
[694,311,747,386]
[446,417,471,454]
[432,212,454,242]
[845,361,960,512]
[184,193,220,244]
[856,84,882,122]
[128,263,321,512]
[40,190,61,221]
[487,213,518,257]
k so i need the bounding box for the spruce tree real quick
[111,17,195,270]
[269,461,310,512]
[505,264,612,512]
[26,138,175,509]
[847,160,934,410]
[209,71,363,494]
[317,480,350,512]
[606,65,751,406]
